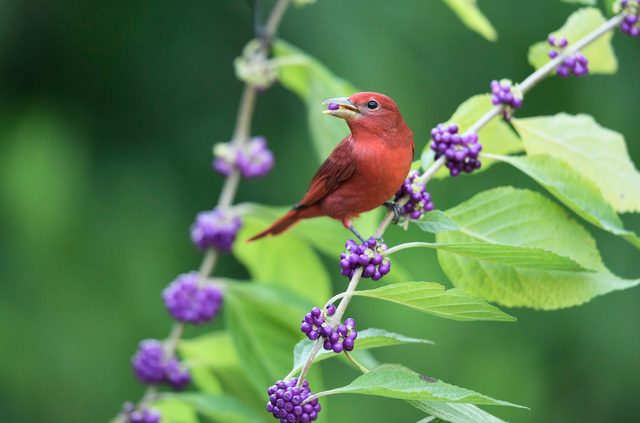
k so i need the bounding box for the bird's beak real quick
[322,97,360,120]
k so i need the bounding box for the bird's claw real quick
[384,201,403,225]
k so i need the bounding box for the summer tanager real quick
[249,92,414,241]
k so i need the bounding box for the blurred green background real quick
[1,0,639,421]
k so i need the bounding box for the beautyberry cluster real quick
[322,317,357,353]
[213,136,274,179]
[300,304,336,341]
[266,378,321,423]
[490,79,523,119]
[190,207,242,252]
[122,403,161,423]
[162,272,223,324]
[621,0,640,37]
[393,170,434,220]
[131,339,191,390]
[339,238,391,280]
[547,36,589,77]
[430,124,482,176]
[300,304,358,353]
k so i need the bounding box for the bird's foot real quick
[347,224,367,243]
[384,201,403,224]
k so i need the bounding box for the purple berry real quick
[392,170,435,221]
[190,207,242,252]
[236,136,275,179]
[621,1,640,37]
[212,137,274,179]
[430,124,482,177]
[165,358,191,390]
[339,238,390,281]
[321,316,357,353]
[131,340,166,384]
[327,103,339,111]
[489,79,523,117]
[163,272,223,324]
[266,378,321,423]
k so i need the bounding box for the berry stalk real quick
[113,1,292,422]
[290,9,629,391]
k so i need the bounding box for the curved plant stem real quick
[292,11,626,388]
[113,2,291,422]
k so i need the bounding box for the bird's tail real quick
[247,209,302,242]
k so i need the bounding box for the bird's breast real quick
[320,137,413,219]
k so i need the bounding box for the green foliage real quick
[488,154,640,249]
[161,393,267,423]
[441,0,498,41]
[224,282,317,395]
[512,113,640,213]
[390,242,588,271]
[314,364,525,407]
[528,8,617,74]
[291,328,434,373]
[437,187,639,309]
[424,95,522,177]
[151,397,199,423]
[273,40,357,161]
[408,401,507,423]
[234,209,332,305]
[414,211,460,233]
[350,282,515,321]
[560,0,596,5]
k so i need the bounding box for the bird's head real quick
[322,92,408,136]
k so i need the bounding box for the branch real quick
[291,10,626,388]
[113,1,291,421]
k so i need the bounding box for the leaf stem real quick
[344,351,370,374]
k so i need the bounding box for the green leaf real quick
[240,203,414,283]
[437,187,640,309]
[528,8,617,74]
[234,207,332,305]
[389,242,587,272]
[604,0,617,15]
[291,328,434,373]
[313,364,525,407]
[512,114,640,213]
[425,95,522,178]
[487,154,640,249]
[408,401,507,423]
[273,40,357,161]
[150,397,199,423]
[351,282,515,322]
[164,393,267,423]
[414,210,460,233]
[441,0,498,41]
[560,0,596,5]
[224,282,318,395]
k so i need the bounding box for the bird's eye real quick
[366,100,379,110]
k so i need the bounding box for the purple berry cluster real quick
[213,136,274,179]
[339,238,391,281]
[190,207,242,252]
[266,378,321,423]
[131,339,191,390]
[490,79,523,117]
[322,317,357,353]
[122,403,161,423]
[327,103,339,111]
[547,36,589,77]
[621,0,640,37]
[430,124,482,177]
[300,304,358,353]
[393,170,434,220]
[300,304,336,341]
[163,272,223,324]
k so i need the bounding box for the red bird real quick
[249,92,414,242]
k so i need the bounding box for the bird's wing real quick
[295,137,356,209]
